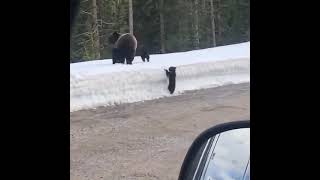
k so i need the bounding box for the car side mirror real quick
[178,120,250,180]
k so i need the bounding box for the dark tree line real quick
[70,0,250,63]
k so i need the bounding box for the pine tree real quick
[70,0,250,62]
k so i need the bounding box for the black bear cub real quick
[139,46,150,62]
[108,32,137,65]
[165,67,176,94]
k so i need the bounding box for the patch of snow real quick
[70,42,250,112]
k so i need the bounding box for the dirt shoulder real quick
[71,83,250,180]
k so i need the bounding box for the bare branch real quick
[80,10,92,16]
[73,32,91,38]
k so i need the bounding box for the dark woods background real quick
[70,0,250,62]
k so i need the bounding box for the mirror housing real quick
[178,120,250,180]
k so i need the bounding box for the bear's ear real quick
[113,32,120,36]
[169,67,176,71]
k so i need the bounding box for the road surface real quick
[70,83,250,180]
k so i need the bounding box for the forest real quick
[70,0,250,63]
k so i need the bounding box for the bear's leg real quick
[113,48,126,64]
[112,48,125,64]
[119,57,125,64]
[125,49,136,65]
[112,48,117,64]
[141,56,145,62]
[126,57,134,65]
[165,69,170,77]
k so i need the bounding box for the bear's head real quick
[169,67,176,72]
[108,32,121,45]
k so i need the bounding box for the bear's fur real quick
[165,67,176,94]
[108,32,137,65]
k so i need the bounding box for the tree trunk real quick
[216,0,222,42]
[128,0,133,34]
[200,0,208,48]
[114,0,121,32]
[178,0,185,51]
[160,0,166,53]
[92,0,100,59]
[192,0,200,49]
[210,0,217,47]
[201,0,206,12]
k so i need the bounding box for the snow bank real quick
[70,42,250,112]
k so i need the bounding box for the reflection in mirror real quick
[194,128,250,180]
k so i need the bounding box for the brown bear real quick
[108,32,137,65]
